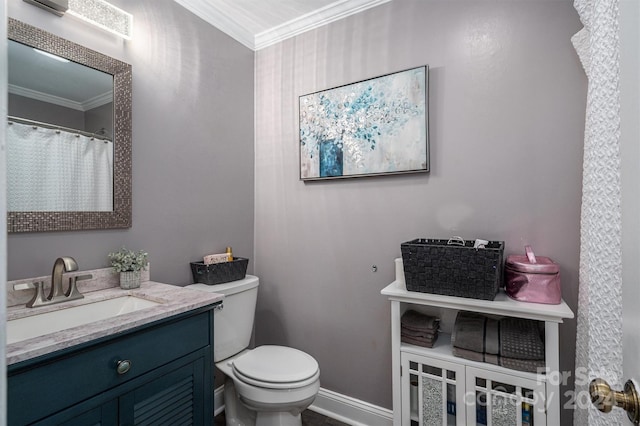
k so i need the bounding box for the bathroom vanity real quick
[6,273,223,425]
[382,259,574,426]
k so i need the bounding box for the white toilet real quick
[187,275,320,426]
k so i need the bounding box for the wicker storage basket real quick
[190,257,249,285]
[400,238,504,300]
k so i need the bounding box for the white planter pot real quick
[120,270,141,289]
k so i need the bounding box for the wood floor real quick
[214,409,350,425]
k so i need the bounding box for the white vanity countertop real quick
[6,281,223,365]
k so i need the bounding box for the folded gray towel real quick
[452,312,545,360]
[451,346,484,362]
[401,331,436,342]
[401,335,436,348]
[499,317,545,360]
[484,318,500,355]
[452,347,545,374]
[401,326,437,339]
[401,310,440,332]
[451,312,498,354]
[500,357,545,374]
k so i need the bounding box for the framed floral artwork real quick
[299,66,429,180]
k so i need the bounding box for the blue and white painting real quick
[299,66,428,180]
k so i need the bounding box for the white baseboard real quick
[309,388,393,426]
[213,385,393,426]
[214,385,392,426]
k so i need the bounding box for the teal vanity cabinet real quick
[8,305,218,425]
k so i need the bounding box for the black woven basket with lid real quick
[190,257,249,285]
[400,238,504,300]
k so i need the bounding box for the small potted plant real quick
[109,247,149,289]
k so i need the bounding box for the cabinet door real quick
[119,356,207,426]
[56,400,118,426]
[465,366,546,426]
[401,352,466,426]
[33,351,211,426]
[33,399,118,426]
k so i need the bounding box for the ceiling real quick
[8,39,113,111]
[174,0,392,50]
[7,1,392,110]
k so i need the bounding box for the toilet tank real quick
[187,275,259,362]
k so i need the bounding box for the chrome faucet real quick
[24,256,91,308]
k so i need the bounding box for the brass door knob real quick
[590,378,640,424]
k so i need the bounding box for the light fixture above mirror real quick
[23,0,133,39]
[23,0,68,16]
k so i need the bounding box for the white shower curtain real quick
[7,122,114,212]
[572,0,624,424]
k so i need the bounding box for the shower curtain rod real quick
[7,115,112,142]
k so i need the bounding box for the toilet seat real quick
[233,366,320,390]
[232,345,319,389]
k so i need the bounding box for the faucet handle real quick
[65,274,91,300]
[26,281,47,308]
[74,274,93,282]
[13,281,36,291]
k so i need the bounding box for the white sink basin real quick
[7,296,161,344]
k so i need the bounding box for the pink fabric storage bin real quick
[505,246,561,305]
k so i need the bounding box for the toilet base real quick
[223,377,313,426]
[255,411,302,426]
[240,393,316,426]
[223,378,256,426]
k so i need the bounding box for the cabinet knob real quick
[116,359,132,375]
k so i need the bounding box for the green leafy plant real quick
[108,247,149,272]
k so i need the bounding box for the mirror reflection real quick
[7,39,115,212]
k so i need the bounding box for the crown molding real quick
[254,0,391,50]
[174,0,391,51]
[9,84,84,111]
[9,84,112,111]
[83,91,113,110]
[174,0,255,49]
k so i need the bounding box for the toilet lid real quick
[232,345,319,384]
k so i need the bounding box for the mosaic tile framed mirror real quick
[7,18,132,232]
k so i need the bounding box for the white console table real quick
[381,260,574,426]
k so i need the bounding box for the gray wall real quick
[8,93,85,129]
[7,0,255,284]
[253,1,585,425]
[85,102,113,135]
[8,94,112,133]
